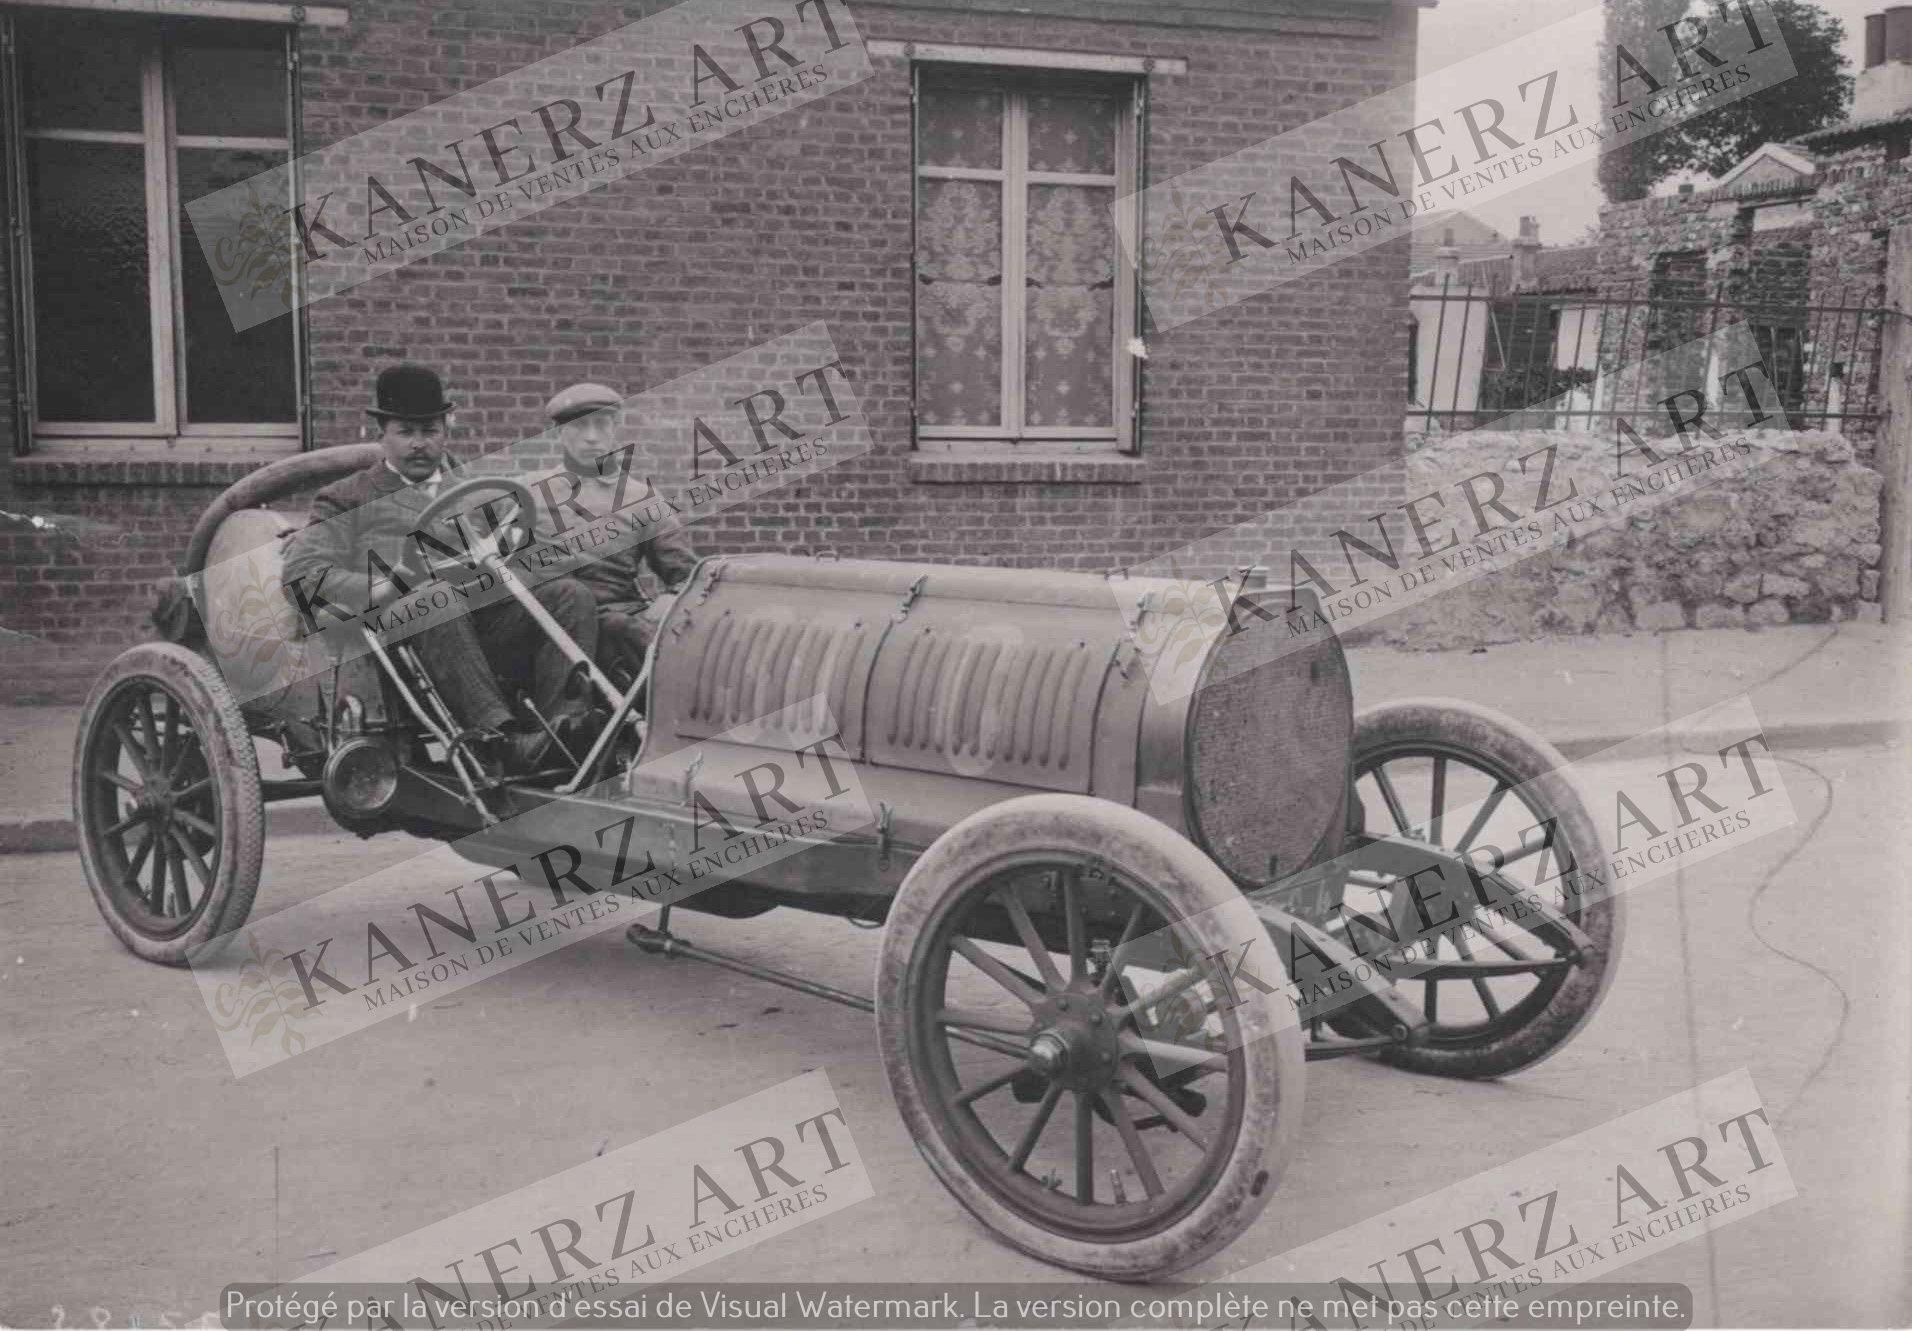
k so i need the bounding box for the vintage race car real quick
[74,446,1621,1279]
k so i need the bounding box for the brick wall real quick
[0,0,1417,699]
[1588,153,1912,438]
[1803,148,1912,416]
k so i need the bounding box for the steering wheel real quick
[408,476,539,580]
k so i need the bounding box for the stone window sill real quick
[907,452,1146,485]
[11,448,299,488]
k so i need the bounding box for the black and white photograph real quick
[0,0,1906,1326]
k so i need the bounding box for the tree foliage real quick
[1599,0,1853,202]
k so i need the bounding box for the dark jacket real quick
[521,463,699,616]
[280,458,456,622]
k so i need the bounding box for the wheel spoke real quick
[1339,905,1403,949]
[165,729,202,789]
[1062,869,1087,984]
[123,827,155,885]
[954,1066,1023,1107]
[168,826,214,895]
[1008,1083,1063,1172]
[1527,833,1558,890]
[1119,1071,1211,1152]
[1428,755,1447,845]
[996,887,1064,990]
[951,937,1046,1010]
[1121,1033,1229,1077]
[935,1006,1035,1038]
[112,721,155,779]
[1477,981,1503,1020]
[160,695,183,780]
[945,1028,1031,1059]
[1500,836,1550,869]
[103,808,147,840]
[1073,1091,1094,1203]
[1482,927,1529,961]
[1370,765,1412,834]
[1450,932,1503,1020]
[96,768,142,795]
[172,776,212,802]
[148,828,171,913]
[1100,1088,1164,1197]
[167,831,190,916]
[172,808,218,842]
[1098,903,1149,998]
[138,693,161,773]
[1454,781,1511,855]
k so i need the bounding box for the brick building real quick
[0,0,1422,699]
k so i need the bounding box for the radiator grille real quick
[1184,600,1353,883]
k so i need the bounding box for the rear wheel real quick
[1340,699,1621,1079]
[73,643,264,965]
[878,794,1303,1279]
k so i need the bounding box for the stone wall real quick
[1383,428,1885,650]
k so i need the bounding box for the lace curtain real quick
[916,86,1118,434]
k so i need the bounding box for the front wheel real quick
[1342,699,1622,1079]
[877,794,1304,1280]
[73,643,264,965]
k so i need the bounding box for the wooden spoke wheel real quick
[74,643,263,965]
[878,794,1303,1280]
[1337,699,1622,1078]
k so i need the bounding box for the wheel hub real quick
[1024,988,1123,1092]
[1026,1031,1070,1077]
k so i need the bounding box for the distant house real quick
[1407,6,1912,441]
[1406,216,1599,427]
[1577,5,1912,441]
[1406,210,1509,280]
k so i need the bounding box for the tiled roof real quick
[1789,107,1912,147]
[1411,245,1599,295]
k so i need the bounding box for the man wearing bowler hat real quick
[523,381,699,684]
[280,363,600,771]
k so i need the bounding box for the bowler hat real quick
[368,364,455,421]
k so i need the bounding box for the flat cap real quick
[545,381,623,423]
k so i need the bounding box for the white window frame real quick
[913,72,1141,455]
[13,17,300,448]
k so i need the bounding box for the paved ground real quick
[1,732,1906,1328]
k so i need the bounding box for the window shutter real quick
[1129,74,1148,455]
[286,23,313,449]
[1,13,33,453]
[908,59,920,450]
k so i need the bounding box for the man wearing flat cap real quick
[280,363,600,770]
[522,381,699,684]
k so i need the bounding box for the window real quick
[912,68,1140,454]
[1751,323,1806,412]
[6,11,298,447]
